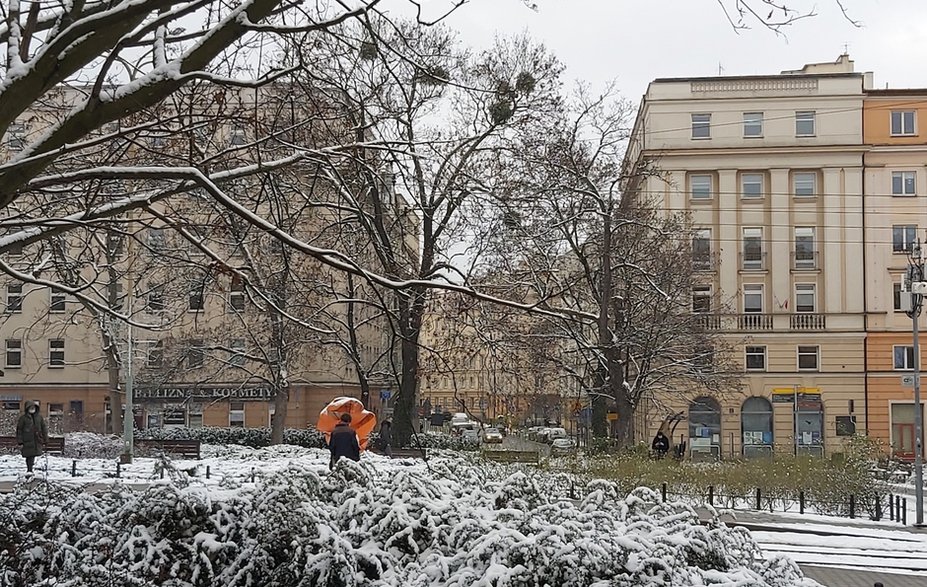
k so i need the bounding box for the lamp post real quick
[904,241,925,527]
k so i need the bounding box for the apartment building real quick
[625,55,870,458]
[0,85,400,434]
[863,90,927,460]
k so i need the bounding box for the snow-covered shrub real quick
[63,432,124,459]
[136,426,327,449]
[0,453,819,586]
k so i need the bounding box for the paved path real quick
[801,565,927,587]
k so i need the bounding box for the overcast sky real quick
[401,0,927,102]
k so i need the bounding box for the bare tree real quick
[473,87,741,444]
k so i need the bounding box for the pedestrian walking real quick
[328,413,360,469]
[651,430,669,459]
[378,420,393,458]
[15,400,47,475]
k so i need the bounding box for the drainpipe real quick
[861,97,870,437]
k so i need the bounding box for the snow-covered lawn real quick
[0,444,825,586]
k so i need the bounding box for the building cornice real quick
[641,145,870,158]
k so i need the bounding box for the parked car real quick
[545,427,568,443]
[534,427,552,443]
[461,428,480,443]
[482,428,503,444]
[551,437,576,454]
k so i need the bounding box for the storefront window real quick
[688,396,721,460]
[741,397,773,458]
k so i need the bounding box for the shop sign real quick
[135,386,274,401]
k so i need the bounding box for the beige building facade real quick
[626,55,870,458]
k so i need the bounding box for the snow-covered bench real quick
[0,435,65,455]
[135,439,201,460]
[482,450,540,464]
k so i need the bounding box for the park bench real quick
[482,450,540,465]
[135,439,201,460]
[388,447,427,460]
[0,435,65,455]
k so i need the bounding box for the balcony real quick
[692,313,833,332]
[792,250,819,271]
[738,313,773,330]
[739,251,767,271]
[790,313,826,330]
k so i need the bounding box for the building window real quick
[6,122,25,150]
[147,284,164,313]
[5,339,21,368]
[743,284,763,313]
[147,340,163,369]
[49,290,66,313]
[189,410,204,428]
[893,225,918,253]
[798,345,819,371]
[229,275,246,311]
[743,112,763,137]
[189,283,205,312]
[793,172,817,197]
[692,285,711,313]
[693,228,711,270]
[742,228,763,269]
[794,227,816,268]
[188,340,204,368]
[894,282,905,312]
[795,111,815,136]
[229,401,245,427]
[892,171,916,196]
[689,174,712,199]
[741,173,764,198]
[106,231,125,258]
[230,339,246,366]
[691,114,711,139]
[795,283,816,313]
[745,346,766,371]
[894,345,916,370]
[163,406,186,427]
[891,111,916,136]
[6,284,22,313]
[49,339,65,367]
[148,227,166,251]
[229,128,247,146]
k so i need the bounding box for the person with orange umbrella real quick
[328,413,360,469]
[317,397,377,468]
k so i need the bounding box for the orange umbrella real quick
[317,396,377,451]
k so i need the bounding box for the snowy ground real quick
[0,444,827,587]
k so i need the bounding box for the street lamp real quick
[903,241,925,526]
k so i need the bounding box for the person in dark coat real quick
[378,420,393,458]
[328,413,360,469]
[651,430,670,459]
[15,400,47,474]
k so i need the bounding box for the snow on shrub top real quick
[0,453,818,587]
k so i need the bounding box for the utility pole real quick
[904,240,925,526]
[121,274,135,465]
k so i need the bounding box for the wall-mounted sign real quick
[134,386,274,402]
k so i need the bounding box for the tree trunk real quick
[393,290,424,447]
[592,209,613,438]
[612,384,634,445]
[102,331,123,435]
[271,383,288,445]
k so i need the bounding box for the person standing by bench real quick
[15,400,47,475]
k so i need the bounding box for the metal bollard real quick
[849,494,856,519]
[708,485,714,507]
[874,495,882,521]
[116,461,121,478]
[71,460,77,478]
[799,491,805,515]
[206,465,210,480]
[251,468,255,483]
[661,483,667,503]
[902,498,907,525]
[755,487,761,511]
